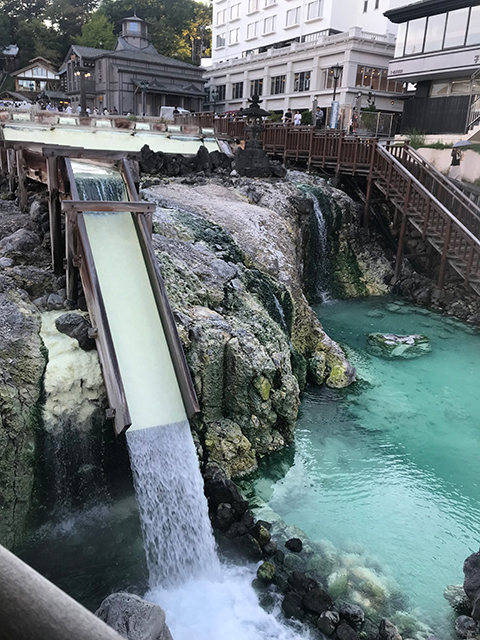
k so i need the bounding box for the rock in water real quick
[95,592,173,640]
[367,333,431,359]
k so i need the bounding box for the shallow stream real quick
[241,296,480,638]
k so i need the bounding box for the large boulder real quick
[464,550,480,620]
[367,333,431,359]
[95,592,173,640]
[55,312,96,351]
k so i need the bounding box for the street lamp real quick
[330,63,343,102]
[74,68,91,117]
[329,63,343,129]
[210,87,219,114]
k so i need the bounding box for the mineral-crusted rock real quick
[317,610,339,636]
[455,615,479,639]
[95,592,173,640]
[204,419,257,478]
[339,602,365,628]
[464,550,480,620]
[379,618,403,640]
[367,333,431,359]
[257,561,276,582]
[0,278,46,548]
[444,585,472,614]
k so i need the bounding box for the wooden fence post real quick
[393,177,412,282]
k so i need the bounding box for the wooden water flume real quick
[0,140,198,436]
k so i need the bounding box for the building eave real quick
[384,0,480,24]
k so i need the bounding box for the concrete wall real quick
[417,147,480,185]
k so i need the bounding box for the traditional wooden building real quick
[11,57,62,99]
[60,15,205,115]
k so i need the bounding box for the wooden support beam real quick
[393,177,412,282]
[15,150,28,212]
[62,201,156,213]
[437,217,452,290]
[46,156,64,275]
[6,148,16,197]
[65,208,78,303]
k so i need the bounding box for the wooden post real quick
[307,127,314,171]
[7,148,16,197]
[393,177,412,282]
[65,208,78,303]
[437,217,452,290]
[362,141,377,228]
[46,156,64,274]
[16,150,28,212]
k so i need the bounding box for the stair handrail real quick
[384,141,480,237]
[375,143,480,249]
[466,68,480,131]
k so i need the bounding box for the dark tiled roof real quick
[131,78,204,96]
[110,47,201,70]
[71,44,111,59]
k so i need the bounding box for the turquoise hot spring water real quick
[240,296,480,638]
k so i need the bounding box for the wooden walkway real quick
[261,126,480,296]
[1,128,480,296]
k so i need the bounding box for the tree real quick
[101,0,202,62]
[74,11,116,50]
[183,1,212,65]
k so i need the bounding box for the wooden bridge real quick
[260,125,480,296]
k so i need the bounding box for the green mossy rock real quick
[257,561,276,582]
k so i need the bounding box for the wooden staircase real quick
[370,143,480,294]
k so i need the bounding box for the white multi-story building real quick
[204,0,407,116]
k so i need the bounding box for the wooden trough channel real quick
[0,139,198,437]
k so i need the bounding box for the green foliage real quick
[0,0,210,68]
[74,10,116,49]
[404,128,426,149]
[302,109,312,125]
[424,141,453,150]
[268,110,282,122]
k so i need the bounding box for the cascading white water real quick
[310,192,332,303]
[71,161,310,639]
[126,422,220,589]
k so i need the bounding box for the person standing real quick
[315,106,324,129]
[294,110,302,126]
[449,147,463,180]
[284,107,293,124]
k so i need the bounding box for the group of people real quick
[283,106,325,128]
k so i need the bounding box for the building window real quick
[270,75,285,94]
[230,3,241,20]
[286,7,300,27]
[293,71,311,92]
[467,6,480,46]
[263,15,276,33]
[32,67,47,77]
[363,1,368,13]
[394,22,407,57]
[375,0,379,8]
[250,78,263,96]
[216,33,226,47]
[247,21,259,39]
[355,65,404,93]
[229,28,240,44]
[217,9,226,25]
[232,82,243,99]
[265,0,276,6]
[248,0,259,12]
[444,8,469,49]
[404,16,426,55]
[307,0,323,20]
[129,21,139,31]
[424,14,446,52]
[217,85,226,101]
[323,67,343,89]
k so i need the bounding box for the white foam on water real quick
[126,421,220,588]
[147,563,311,640]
